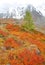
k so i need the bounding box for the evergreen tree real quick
[22,10,34,31]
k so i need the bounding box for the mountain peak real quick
[0,4,44,19]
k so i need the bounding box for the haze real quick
[0,0,45,16]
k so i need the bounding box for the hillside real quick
[0,23,45,65]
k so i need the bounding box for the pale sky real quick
[0,0,44,7]
[0,0,45,15]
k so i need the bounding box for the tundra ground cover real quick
[0,23,45,65]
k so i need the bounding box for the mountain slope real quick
[0,5,45,33]
[26,5,45,34]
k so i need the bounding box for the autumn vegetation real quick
[0,10,45,65]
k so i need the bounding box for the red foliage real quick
[0,29,7,36]
[6,24,20,32]
[8,46,45,65]
[6,24,14,30]
[4,38,20,48]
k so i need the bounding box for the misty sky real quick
[0,0,45,7]
[0,0,45,15]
